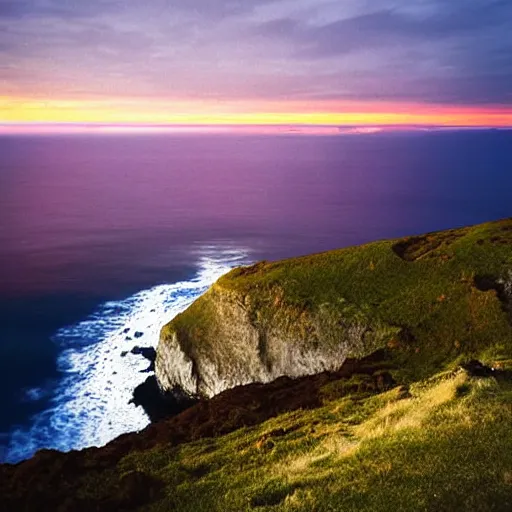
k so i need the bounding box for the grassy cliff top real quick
[220,218,512,305]
[165,218,512,381]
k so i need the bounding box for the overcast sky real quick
[1,0,511,125]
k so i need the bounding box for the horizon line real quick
[1,123,511,136]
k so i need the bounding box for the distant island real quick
[2,218,512,511]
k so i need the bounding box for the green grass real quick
[163,218,512,382]
[117,368,512,511]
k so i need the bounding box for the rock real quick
[130,346,156,372]
[462,359,495,377]
[156,283,393,399]
[130,376,196,422]
[131,346,156,361]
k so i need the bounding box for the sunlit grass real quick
[113,367,512,511]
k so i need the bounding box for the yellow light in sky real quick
[1,96,511,128]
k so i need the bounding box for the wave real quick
[3,246,250,463]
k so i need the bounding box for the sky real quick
[1,0,511,127]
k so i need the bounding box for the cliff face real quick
[156,284,395,398]
[156,218,512,400]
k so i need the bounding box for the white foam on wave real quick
[4,245,250,464]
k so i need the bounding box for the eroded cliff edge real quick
[156,218,512,399]
[156,283,396,397]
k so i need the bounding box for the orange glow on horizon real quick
[1,96,511,128]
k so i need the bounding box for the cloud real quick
[251,0,512,104]
[0,0,123,20]
[0,1,29,18]
[255,1,511,56]
[0,0,511,106]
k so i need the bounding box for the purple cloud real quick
[0,0,510,105]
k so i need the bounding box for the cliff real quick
[156,218,512,398]
[156,283,395,398]
[2,218,512,512]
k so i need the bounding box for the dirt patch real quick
[474,274,512,323]
[229,261,268,278]
[461,359,512,382]
[392,228,467,262]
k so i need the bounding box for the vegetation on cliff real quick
[159,218,512,396]
[117,366,512,511]
[2,218,512,511]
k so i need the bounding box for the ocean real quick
[0,129,511,463]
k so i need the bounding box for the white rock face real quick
[155,284,393,399]
[155,330,198,397]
